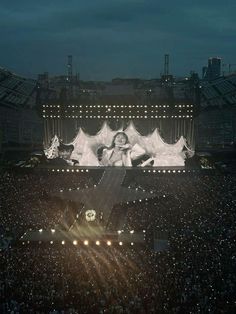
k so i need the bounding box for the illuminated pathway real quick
[54,168,155,227]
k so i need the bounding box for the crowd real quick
[0,168,236,313]
[0,171,102,239]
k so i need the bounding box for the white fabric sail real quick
[44,135,60,159]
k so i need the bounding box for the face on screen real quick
[114,133,128,146]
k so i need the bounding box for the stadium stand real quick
[201,74,236,107]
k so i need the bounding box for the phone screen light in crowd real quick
[107,241,112,246]
[84,240,89,246]
[95,241,100,246]
[73,240,78,245]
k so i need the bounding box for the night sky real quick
[0,0,235,80]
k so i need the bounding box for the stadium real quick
[0,65,236,313]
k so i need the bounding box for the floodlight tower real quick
[67,55,73,99]
[164,54,169,76]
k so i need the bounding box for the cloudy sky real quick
[0,0,235,80]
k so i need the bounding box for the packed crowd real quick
[0,169,236,313]
[0,170,102,239]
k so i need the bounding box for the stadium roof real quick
[0,67,37,109]
[200,74,236,108]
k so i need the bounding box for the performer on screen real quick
[100,132,145,167]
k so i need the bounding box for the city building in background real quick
[202,57,221,80]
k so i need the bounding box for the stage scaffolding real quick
[42,102,195,150]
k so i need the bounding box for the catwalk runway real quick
[54,168,155,226]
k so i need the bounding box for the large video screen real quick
[44,122,194,167]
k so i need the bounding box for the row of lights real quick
[43,115,193,119]
[43,115,60,118]
[21,240,135,246]
[47,109,193,114]
[42,105,60,108]
[60,184,92,192]
[51,169,89,173]
[38,229,143,234]
[43,104,193,108]
[142,169,197,173]
[50,169,197,174]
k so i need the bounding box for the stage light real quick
[107,241,111,246]
[39,229,43,233]
[119,242,123,246]
[143,230,146,233]
[84,240,89,246]
[96,241,100,246]
[51,229,55,233]
[62,241,65,245]
[73,240,78,245]
[50,241,53,244]
[131,242,134,246]
[130,230,134,234]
